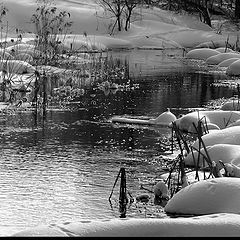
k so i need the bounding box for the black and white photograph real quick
[0,0,240,237]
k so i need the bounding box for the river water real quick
[0,49,237,235]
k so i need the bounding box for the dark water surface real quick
[0,49,237,235]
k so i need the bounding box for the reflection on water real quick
[0,49,237,235]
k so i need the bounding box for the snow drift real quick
[165,177,240,215]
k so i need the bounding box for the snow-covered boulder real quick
[149,108,177,125]
[165,177,240,215]
[154,180,169,198]
[226,59,240,76]
[171,113,208,133]
[206,52,240,65]
[185,48,220,60]
[217,58,240,67]
[171,110,240,133]
[194,40,228,49]
[0,60,35,74]
[220,99,240,110]
[184,143,240,168]
[191,126,240,149]
[224,163,240,177]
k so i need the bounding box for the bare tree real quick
[160,0,213,27]
[98,0,126,34]
[124,0,138,31]
[198,0,212,27]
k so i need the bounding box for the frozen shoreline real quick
[12,213,240,237]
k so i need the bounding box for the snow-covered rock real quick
[171,110,240,133]
[224,163,240,177]
[185,48,219,60]
[149,108,177,125]
[191,126,240,149]
[184,143,240,168]
[226,59,240,76]
[165,177,240,215]
[154,180,169,198]
[220,99,240,110]
[195,40,230,49]
[217,58,240,67]
[206,52,240,65]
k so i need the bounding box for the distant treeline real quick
[142,0,240,27]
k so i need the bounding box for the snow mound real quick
[172,110,240,133]
[226,59,240,76]
[186,48,220,60]
[225,164,240,177]
[206,52,240,65]
[12,213,240,237]
[164,30,225,49]
[184,143,240,168]
[195,40,232,49]
[215,47,234,53]
[217,58,240,67]
[165,177,240,215]
[149,109,177,125]
[191,126,240,149]
[221,99,240,110]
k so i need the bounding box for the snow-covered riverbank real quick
[2,0,240,237]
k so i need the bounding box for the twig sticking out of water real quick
[109,167,128,218]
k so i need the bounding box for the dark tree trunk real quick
[117,15,121,31]
[182,0,212,27]
[200,7,212,27]
[235,0,240,19]
[125,7,133,31]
